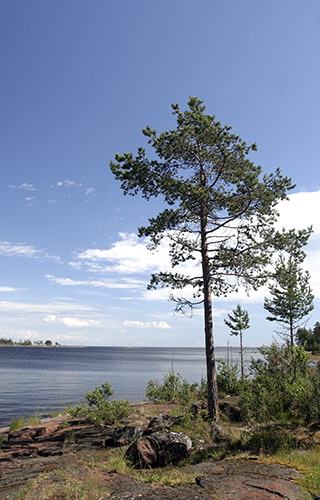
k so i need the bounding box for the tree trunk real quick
[240,330,244,379]
[201,218,219,421]
[289,316,294,347]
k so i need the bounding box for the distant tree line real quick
[0,338,60,347]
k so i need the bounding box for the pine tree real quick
[110,97,311,420]
[264,255,314,346]
[224,304,250,378]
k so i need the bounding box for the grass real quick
[9,414,40,432]
[14,469,109,500]
[9,417,26,432]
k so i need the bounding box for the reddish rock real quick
[7,422,61,444]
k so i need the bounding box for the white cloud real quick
[0,286,22,292]
[25,196,36,202]
[123,320,171,329]
[57,180,83,187]
[44,315,101,328]
[0,241,41,258]
[76,232,187,275]
[45,274,143,289]
[85,187,96,195]
[9,183,37,191]
[0,241,61,262]
[0,301,94,314]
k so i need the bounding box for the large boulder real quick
[126,431,192,468]
[113,425,142,447]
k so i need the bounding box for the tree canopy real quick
[111,97,311,420]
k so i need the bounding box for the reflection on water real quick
[0,346,260,426]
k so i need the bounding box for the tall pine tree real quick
[111,97,311,420]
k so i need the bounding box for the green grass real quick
[9,414,40,432]
[9,417,26,432]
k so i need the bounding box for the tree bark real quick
[201,216,219,421]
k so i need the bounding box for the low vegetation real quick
[146,344,320,425]
[9,414,40,432]
[66,381,132,425]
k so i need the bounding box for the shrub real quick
[239,343,320,423]
[66,381,131,425]
[145,370,201,403]
[216,359,242,396]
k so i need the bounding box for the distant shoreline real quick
[0,344,87,349]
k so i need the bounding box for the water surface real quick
[0,345,259,426]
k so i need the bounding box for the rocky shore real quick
[1,402,319,499]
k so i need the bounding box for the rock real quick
[113,425,142,447]
[125,431,192,468]
[196,474,311,499]
[146,413,177,432]
[7,422,62,444]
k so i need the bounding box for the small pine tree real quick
[224,304,250,378]
[264,256,314,346]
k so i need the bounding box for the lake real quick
[0,345,260,427]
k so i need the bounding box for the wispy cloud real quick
[45,274,143,289]
[123,320,171,329]
[85,187,96,195]
[0,241,61,262]
[44,314,101,328]
[0,286,23,292]
[57,180,83,187]
[9,183,37,191]
[0,301,94,314]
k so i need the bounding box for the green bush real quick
[66,381,131,425]
[216,359,242,396]
[145,370,202,403]
[239,344,320,423]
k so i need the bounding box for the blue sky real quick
[1,0,320,347]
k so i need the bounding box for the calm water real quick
[0,345,259,427]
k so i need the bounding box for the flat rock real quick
[196,474,311,499]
